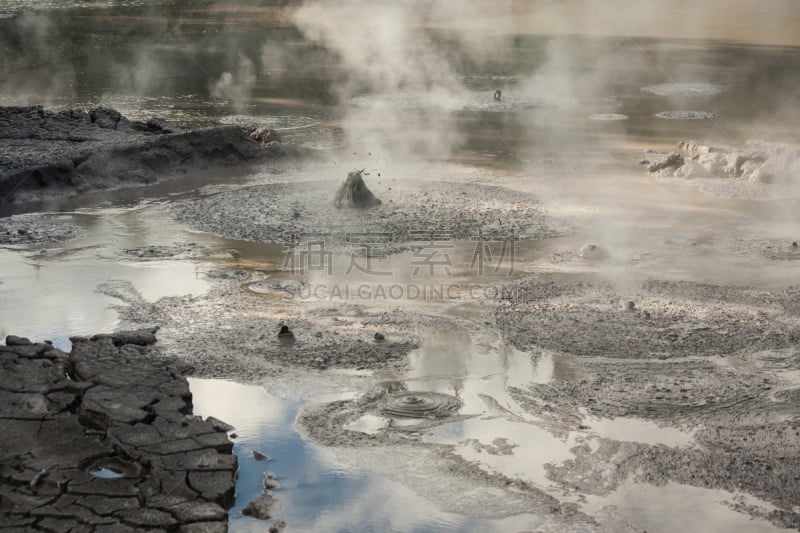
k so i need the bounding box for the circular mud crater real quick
[589,113,628,121]
[655,111,717,120]
[642,83,723,96]
[379,392,463,419]
[173,179,566,248]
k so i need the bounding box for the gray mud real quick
[173,179,566,248]
[495,277,800,359]
[0,106,291,205]
[99,279,429,379]
[0,213,81,245]
[492,275,800,528]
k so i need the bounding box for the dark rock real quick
[248,126,281,144]
[0,331,237,531]
[1,106,297,205]
[187,470,236,508]
[206,416,235,433]
[241,493,278,520]
[91,327,159,346]
[374,332,386,342]
[180,522,228,533]
[5,335,31,346]
[146,117,176,133]
[116,508,178,528]
[253,450,269,461]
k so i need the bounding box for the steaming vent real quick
[334,170,382,209]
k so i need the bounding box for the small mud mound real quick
[0,214,82,245]
[655,111,716,120]
[334,170,381,208]
[173,179,567,249]
[379,392,462,419]
[642,83,723,96]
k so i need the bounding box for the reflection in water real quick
[583,479,786,533]
[585,416,696,447]
[188,378,552,533]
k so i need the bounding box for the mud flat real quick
[0,213,82,245]
[0,330,237,532]
[98,278,436,380]
[494,275,800,529]
[173,179,568,249]
[0,105,291,205]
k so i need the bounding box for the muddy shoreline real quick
[0,105,296,206]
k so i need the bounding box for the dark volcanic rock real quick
[0,105,294,205]
[0,331,236,531]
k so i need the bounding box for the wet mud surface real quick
[0,213,82,245]
[173,178,568,248]
[0,331,237,531]
[495,277,800,359]
[100,278,426,378]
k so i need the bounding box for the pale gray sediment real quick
[100,279,424,379]
[172,179,569,249]
[494,276,800,529]
[0,330,237,532]
[495,277,800,359]
[0,105,294,205]
[0,213,82,245]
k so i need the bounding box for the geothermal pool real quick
[2,0,800,531]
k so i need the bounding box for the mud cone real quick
[334,170,382,209]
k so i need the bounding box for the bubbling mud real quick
[588,113,628,121]
[655,110,717,120]
[379,391,463,419]
[642,83,724,96]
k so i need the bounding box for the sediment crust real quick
[0,105,291,205]
[0,330,237,532]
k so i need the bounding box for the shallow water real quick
[189,378,553,533]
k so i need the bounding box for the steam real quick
[210,53,257,113]
[0,12,76,105]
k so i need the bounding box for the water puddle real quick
[188,378,561,532]
[88,468,125,479]
[583,479,786,533]
[583,416,697,447]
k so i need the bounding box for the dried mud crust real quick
[172,179,569,248]
[495,277,800,359]
[0,105,290,204]
[98,279,437,379]
[0,331,236,531]
[0,214,82,245]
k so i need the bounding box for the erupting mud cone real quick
[334,170,382,209]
